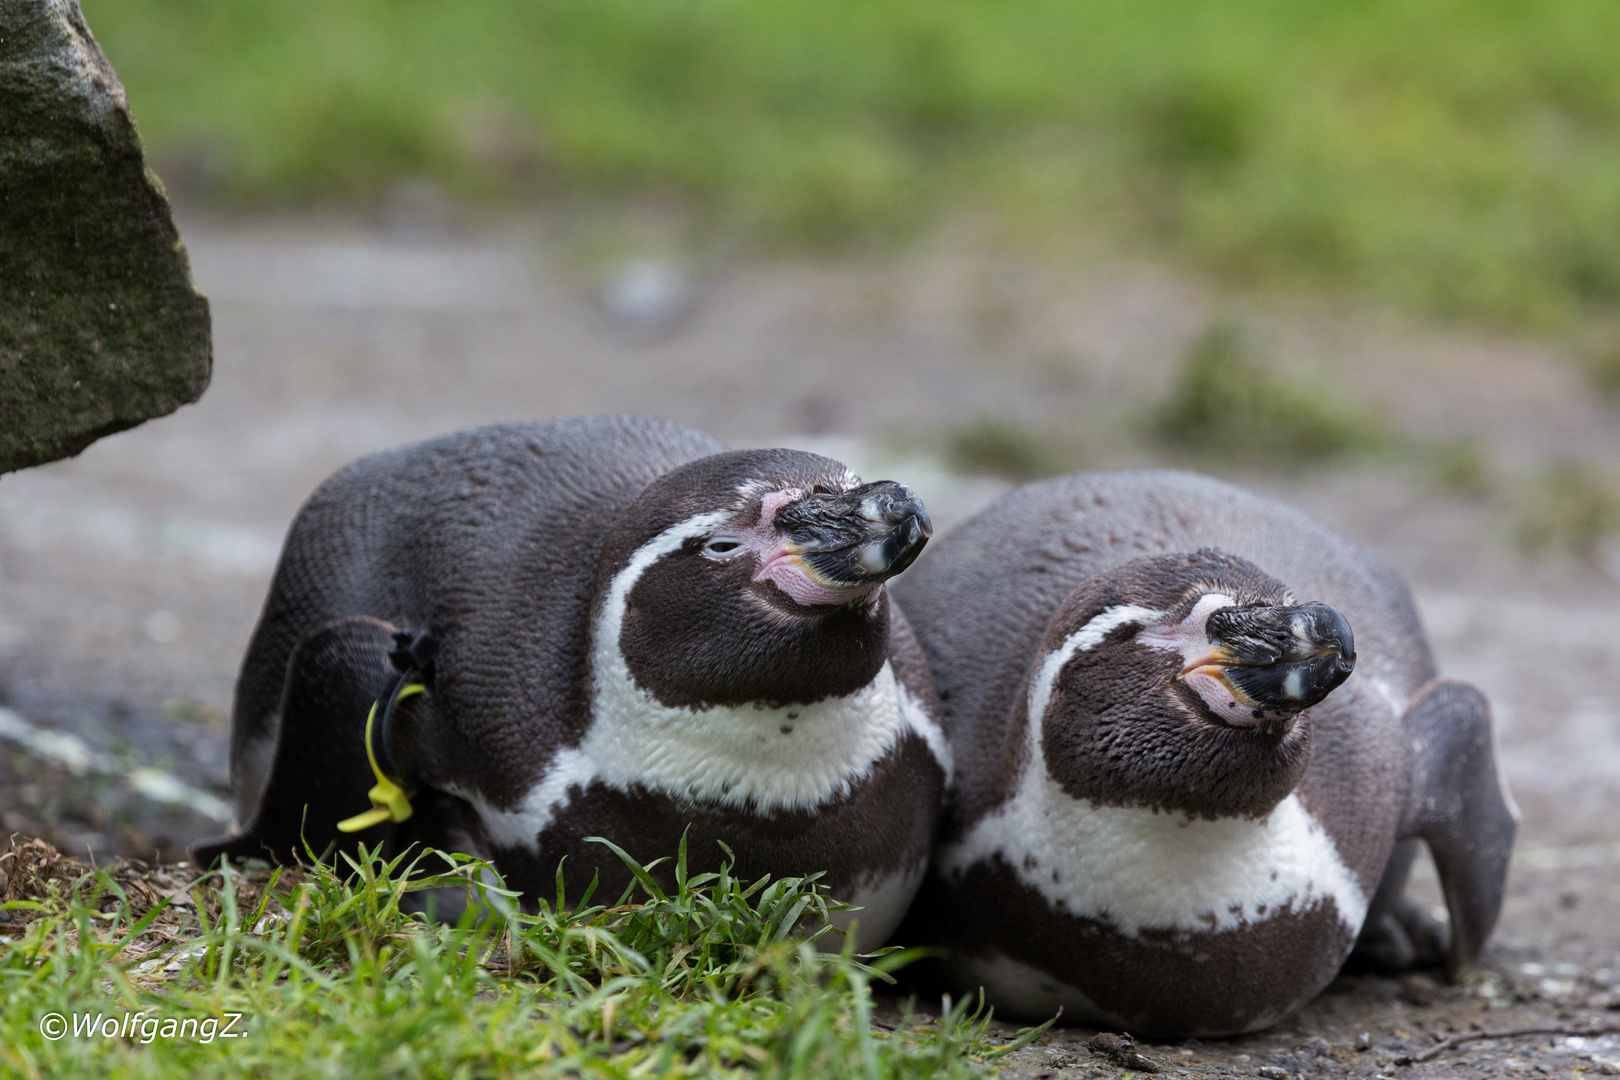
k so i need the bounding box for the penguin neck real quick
[582,512,923,814]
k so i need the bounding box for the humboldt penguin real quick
[195,416,949,948]
[891,468,1516,1036]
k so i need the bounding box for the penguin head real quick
[1032,549,1355,818]
[596,448,933,709]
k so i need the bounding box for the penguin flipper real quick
[194,617,399,867]
[1400,677,1519,980]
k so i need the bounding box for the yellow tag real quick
[336,685,424,833]
[336,805,393,833]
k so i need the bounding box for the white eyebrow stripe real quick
[1069,603,1165,654]
[1027,604,1163,738]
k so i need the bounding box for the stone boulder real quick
[0,0,210,473]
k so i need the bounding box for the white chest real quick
[940,773,1369,937]
[459,648,944,856]
[585,653,939,813]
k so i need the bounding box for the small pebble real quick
[1086,1032,1162,1073]
[1399,973,1439,1006]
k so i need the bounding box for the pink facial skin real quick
[1136,593,1265,727]
[715,488,882,608]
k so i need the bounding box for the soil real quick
[2,204,1618,1077]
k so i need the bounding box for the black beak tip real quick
[875,483,932,532]
[885,514,930,576]
[1297,601,1356,668]
[1323,607,1356,664]
[909,501,934,539]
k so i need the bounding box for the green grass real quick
[1512,458,1620,559]
[1,838,1045,1078]
[937,324,1392,480]
[945,415,1078,482]
[82,0,1620,327]
[1585,335,1620,396]
[1151,322,1390,465]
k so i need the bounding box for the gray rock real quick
[0,0,210,473]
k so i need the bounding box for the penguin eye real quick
[704,537,743,557]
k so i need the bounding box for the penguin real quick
[194,416,950,948]
[890,468,1517,1037]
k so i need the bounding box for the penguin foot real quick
[392,790,502,924]
[1345,896,1450,975]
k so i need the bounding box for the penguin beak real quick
[772,481,933,588]
[1190,602,1356,720]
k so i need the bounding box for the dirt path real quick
[2,208,1618,1076]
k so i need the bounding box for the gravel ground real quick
[2,205,1618,1076]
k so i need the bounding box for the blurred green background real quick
[88,0,1620,330]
